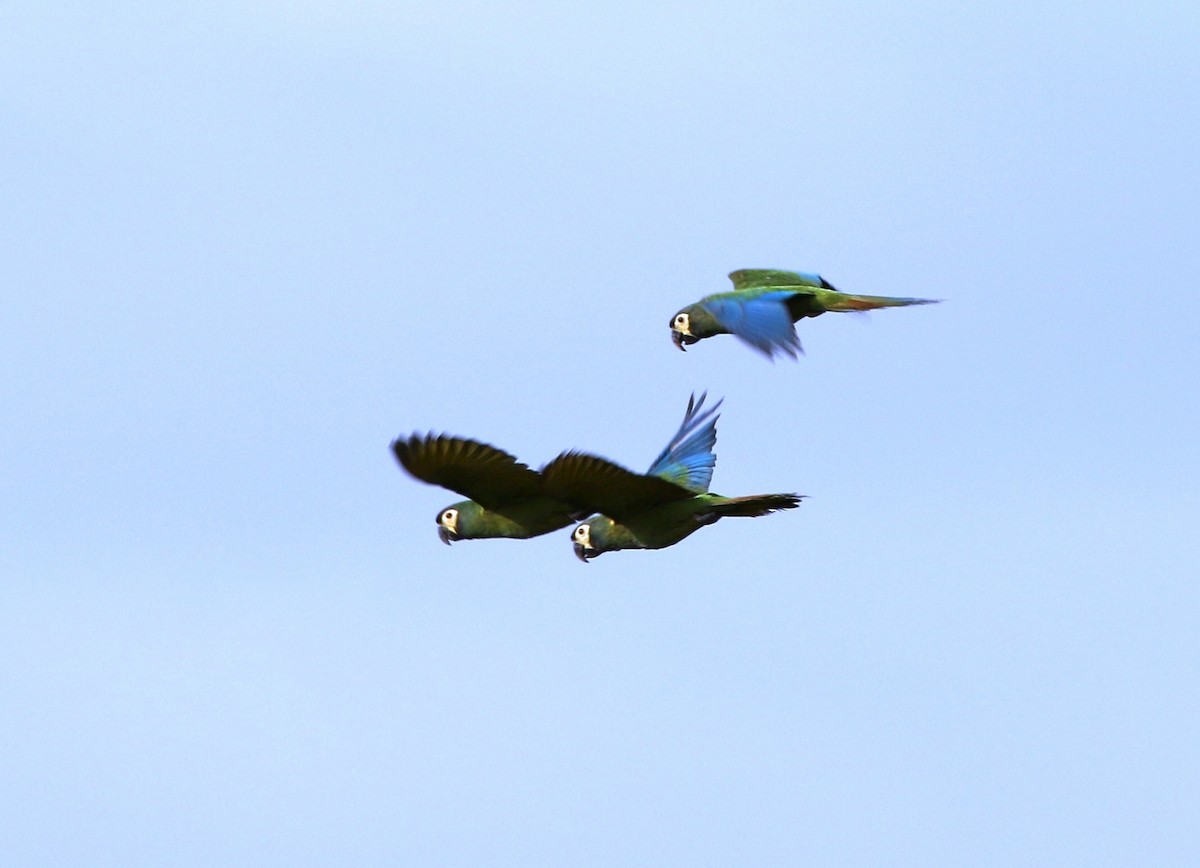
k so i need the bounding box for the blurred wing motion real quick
[703,292,804,359]
[391,434,544,509]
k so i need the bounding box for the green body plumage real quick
[671,268,940,357]
[438,498,585,542]
[572,493,803,560]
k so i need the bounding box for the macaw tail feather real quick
[712,493,805,518]
[820,291,940,312]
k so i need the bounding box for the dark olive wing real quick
[391,434,544,509]
[540,451,697,521]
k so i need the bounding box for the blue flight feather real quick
[703,291,802,359]
[646,392,721,493]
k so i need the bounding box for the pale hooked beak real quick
[572,525,596,562]
[671,329,699,351]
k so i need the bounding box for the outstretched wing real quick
[645,392,721,493]
[728,269,836,291]
[541,452,696,522]
[391,434,544,509]
[703,291,804,359]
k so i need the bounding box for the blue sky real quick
[3,1,1198,864]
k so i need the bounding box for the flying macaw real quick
[670,268,939,359]
[391,393,722,544]
[555,405,804,562]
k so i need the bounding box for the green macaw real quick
[569,493,801,561]
[391,435,581,543]
[670,268,940,359]
[391,394,722,545]
[555,409,804,562]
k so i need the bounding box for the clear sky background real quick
[3,2,1198,865]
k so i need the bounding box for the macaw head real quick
[571,515,616,562]
[669,304,719,351]
[435,500,484,544]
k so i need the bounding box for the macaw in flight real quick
[392,393,728,545]
[670,268,939,360]
[561,401,803,562]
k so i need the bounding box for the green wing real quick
[541,451,696,522]
[391,434,544,509]
[728,269,836,291]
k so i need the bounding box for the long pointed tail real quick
[712,493,805,518]
[816,290,940,312]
